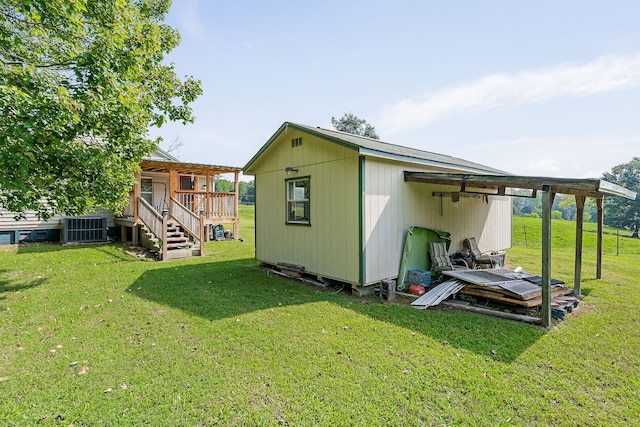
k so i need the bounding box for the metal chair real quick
[463,237,502,268]
[428,241,469,280]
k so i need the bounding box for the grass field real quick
[1,208,639,425]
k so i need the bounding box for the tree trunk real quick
[633,224,639,238]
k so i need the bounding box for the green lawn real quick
[1,209,639,426]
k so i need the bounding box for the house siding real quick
[252,128,361,284]
[364,158,512,284]
[0,208,115,232]
[0,149,177,239]
[0,211,64,232]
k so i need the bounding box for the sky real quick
[149,0,640,180]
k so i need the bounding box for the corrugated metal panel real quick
[411,279,466,309]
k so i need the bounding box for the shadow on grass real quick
[0,269,47,309]
[14,242,151,263]
[14,242,82,254]
[128,260,546,363]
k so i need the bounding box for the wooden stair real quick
[140,221,200,260]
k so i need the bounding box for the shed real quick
[243,122,513,294]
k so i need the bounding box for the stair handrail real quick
[138,197,164,239]
[170,197,203,244]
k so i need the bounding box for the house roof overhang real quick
[140,159,242,176]
[403,172,637,200]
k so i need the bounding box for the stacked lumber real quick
[459,282,573,307]
[442,269,576,309]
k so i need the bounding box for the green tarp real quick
[397,226,451,291]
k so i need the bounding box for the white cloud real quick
[466,134,640,178]
[173,0,208,42]
[379,53,640,133]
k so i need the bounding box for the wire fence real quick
[512,222,640,256]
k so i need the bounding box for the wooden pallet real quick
[551,296,580,318]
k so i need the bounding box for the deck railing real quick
[170,197,202,243]
[174,191,236,218]
[138,197,163,239]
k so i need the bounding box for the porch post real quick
[574,195,585,296]
[133,172,141,246]
[541,186,555,328]
[200,212,205,256]
[596,197,604,279]
[133,172,141,224]
[233,170,240,240]
[193,175,199,214]
[169,169,178,209]
[206,172,211,220]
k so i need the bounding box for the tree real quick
[0,0,202,219]
[602,157,640,237]
[331,113,379,139]
[162,136,183,158]
[239,180,254,205]
[556,195,576,220]
[215,178,232,193]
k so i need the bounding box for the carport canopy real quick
[404,171,637,327]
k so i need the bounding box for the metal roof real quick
[244,122,509,175]
[149,148,180,162]
[140,159,242,175]
[404,172,637,199]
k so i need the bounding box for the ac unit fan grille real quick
[64,217,107,243]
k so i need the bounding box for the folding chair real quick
[428,241,469,281]
[463,237,502,268]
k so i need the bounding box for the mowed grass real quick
[1,208,639,426]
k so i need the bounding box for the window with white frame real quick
[286,177,310,224]
[140,178,153,205]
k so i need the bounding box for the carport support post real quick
[596,198,604,279]
[541,186,555,328]
[574,195,586,296]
